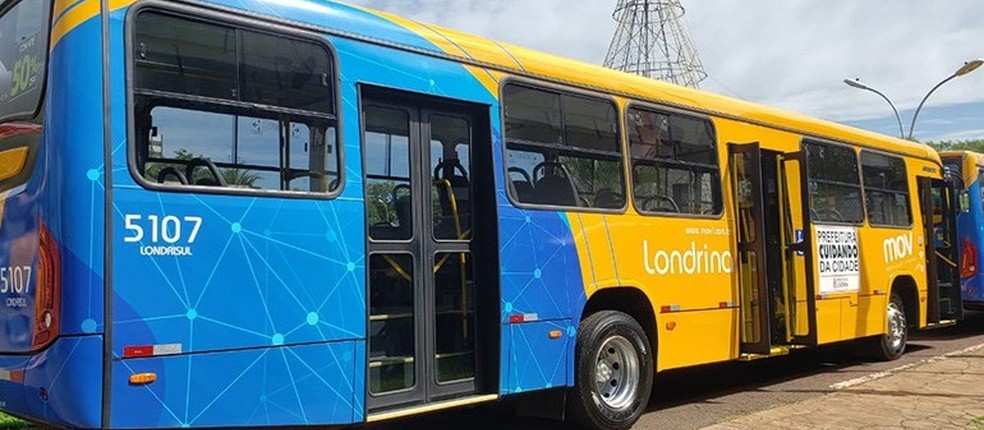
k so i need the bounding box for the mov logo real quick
[883,233,913,264]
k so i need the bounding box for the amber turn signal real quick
[129,373,158,386]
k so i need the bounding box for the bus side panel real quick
[30,11,108,428]
[496,149,586,395]
[501,321,573,394]
[111,341,360,428]
[23,337,104,428]
[592,213,737,370]
[0,337,103,428]
[49,0,109,347]
[106,5,370,427]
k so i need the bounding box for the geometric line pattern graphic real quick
[112,341,361,427]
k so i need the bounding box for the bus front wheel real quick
[569,311,653,430]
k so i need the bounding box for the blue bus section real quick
[111,341,364,427]
[957,172,984,305]
[0,336,103,428]
[46,6,108,345]
[103,0,586,427]
[0,5,107,428]
[497,206,585,394]
[0,0,600,426]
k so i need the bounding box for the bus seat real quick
[512,180,535,203]
[395,195,412,237]
[595,188,622,209]
[534,174,578,207]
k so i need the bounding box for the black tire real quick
[864,293,908,361]
[568,311,654,430]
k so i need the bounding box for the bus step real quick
[924,320,958,330]
[739,346,790,361]
[367,394,499,423]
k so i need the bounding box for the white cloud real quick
[343,0,984,127]
[930,128,984,142]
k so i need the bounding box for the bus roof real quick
[940,150,984,166]
[263,0,941,163]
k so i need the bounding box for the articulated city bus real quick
[0,0,964,429]
[941,150,984,309]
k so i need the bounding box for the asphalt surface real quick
[367,311,984,430]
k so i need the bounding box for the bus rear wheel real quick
[569,311,653,430]
[865,293,908,361]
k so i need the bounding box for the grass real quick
[973,416,984,430]
[0,413,26,430]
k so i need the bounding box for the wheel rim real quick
[593,335,640,410]
[887,301,906,353]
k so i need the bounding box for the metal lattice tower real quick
[604,0,707,88]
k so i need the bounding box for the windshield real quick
[0,0,50,122]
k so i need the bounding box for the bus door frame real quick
[729,142,773,354]
[921,174,964,323]
[780,148,819,346]
[360,87,499,412]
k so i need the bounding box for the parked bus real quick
[941,150,984,309]
[0,0,964,429]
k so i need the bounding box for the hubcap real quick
[593,335,640,410]
[887,301,906,353]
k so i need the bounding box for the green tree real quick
[222,168,263,188]
[927,139,984,152]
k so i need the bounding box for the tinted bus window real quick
[805,141,864,223]
[0,0,51,121]
[503,83,624,210]
[133,12,339,194]
[627,107,721,215]
[242,31,333,113]
[861,151,911,227]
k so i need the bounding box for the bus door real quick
[730,143,810,355]
[361,89,495,411]
[920,176,963,324]
[781,148,818,346]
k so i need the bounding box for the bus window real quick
[0,0,49,122]
[861,151,911,227]
[503,83,625,210]
[364,106,413,241]
[430,115,473,241]
[627,107,721,216]
[132,12,339,194]
[804,141,864,224]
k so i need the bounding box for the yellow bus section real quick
[47,0,945,375]
[566,114,937,371]
[367,4,945,372]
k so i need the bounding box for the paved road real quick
[368,311,984,430]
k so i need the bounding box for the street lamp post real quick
[843,60,984,141]
[907,60,984,140]
[843,78,905,138]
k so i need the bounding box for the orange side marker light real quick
[129,373,157,386]
[548,330,563,339]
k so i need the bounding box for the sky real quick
[343,0,984,142]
